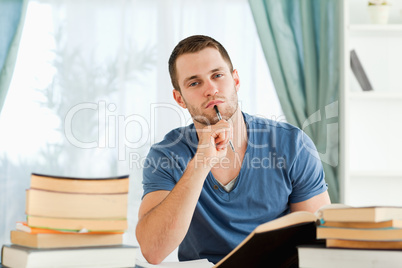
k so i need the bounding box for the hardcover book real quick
[10,230,123,249]
[320,206,402,222]
[1,244,137,268]
[214,211,320,268]
[25,189,128,219]
[317,225,402,241]
[26,215,127,232]
[320,219,402,229]
[326,239,402,250]
[30,173,129,194]
[298,244,402,268]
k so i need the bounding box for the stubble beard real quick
[184,87,239,126]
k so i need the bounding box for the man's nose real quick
[204,79,218,97]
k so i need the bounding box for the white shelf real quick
[349,24,402,32]
[341,0,402,206]
[350,170,402,179]
[349,91,402,100]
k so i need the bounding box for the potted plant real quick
[368,0,391,24]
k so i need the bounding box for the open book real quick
[214,204,349,268]
[136,211,327,268]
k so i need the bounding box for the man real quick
[136,35,330,264]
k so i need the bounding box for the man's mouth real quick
[205,100,224,109]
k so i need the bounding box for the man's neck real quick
[229,107,247,151]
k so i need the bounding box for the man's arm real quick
[136,158,210,264]
[290,190,331,213]
[136,121,232,264]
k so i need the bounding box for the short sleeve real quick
[288,131,328,203]
[142,146,184,199]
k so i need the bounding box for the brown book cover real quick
[214,212,320,268]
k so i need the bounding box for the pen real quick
[214,105,235,152]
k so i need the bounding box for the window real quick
[0,0,283,255]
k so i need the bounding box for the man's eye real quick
[214,74,223,78]
[189,82,199,87]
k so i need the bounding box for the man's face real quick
[173,47,240,125]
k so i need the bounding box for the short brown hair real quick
[168,35,234,92]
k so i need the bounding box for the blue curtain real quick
[0,0,27,113]
[248,0,340,202]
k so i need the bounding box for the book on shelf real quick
[298,243,402,268]
[320,206,402,222]
[214,211,321,268]
[30,173,129,194]
[350,49,373,91]
[25,188,128,219]
[10,230,123,249]
[1,244,137,268]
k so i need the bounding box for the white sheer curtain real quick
[0,0,283,260]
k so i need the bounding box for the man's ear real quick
[232,69,240,92]
[173,89,187,109]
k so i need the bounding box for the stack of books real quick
[1,173,137,268]
[317,206,402,249]
[298,206,402,267]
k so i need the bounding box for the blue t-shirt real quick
[142,112,327,264]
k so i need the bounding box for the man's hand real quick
[196,119,233,167]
